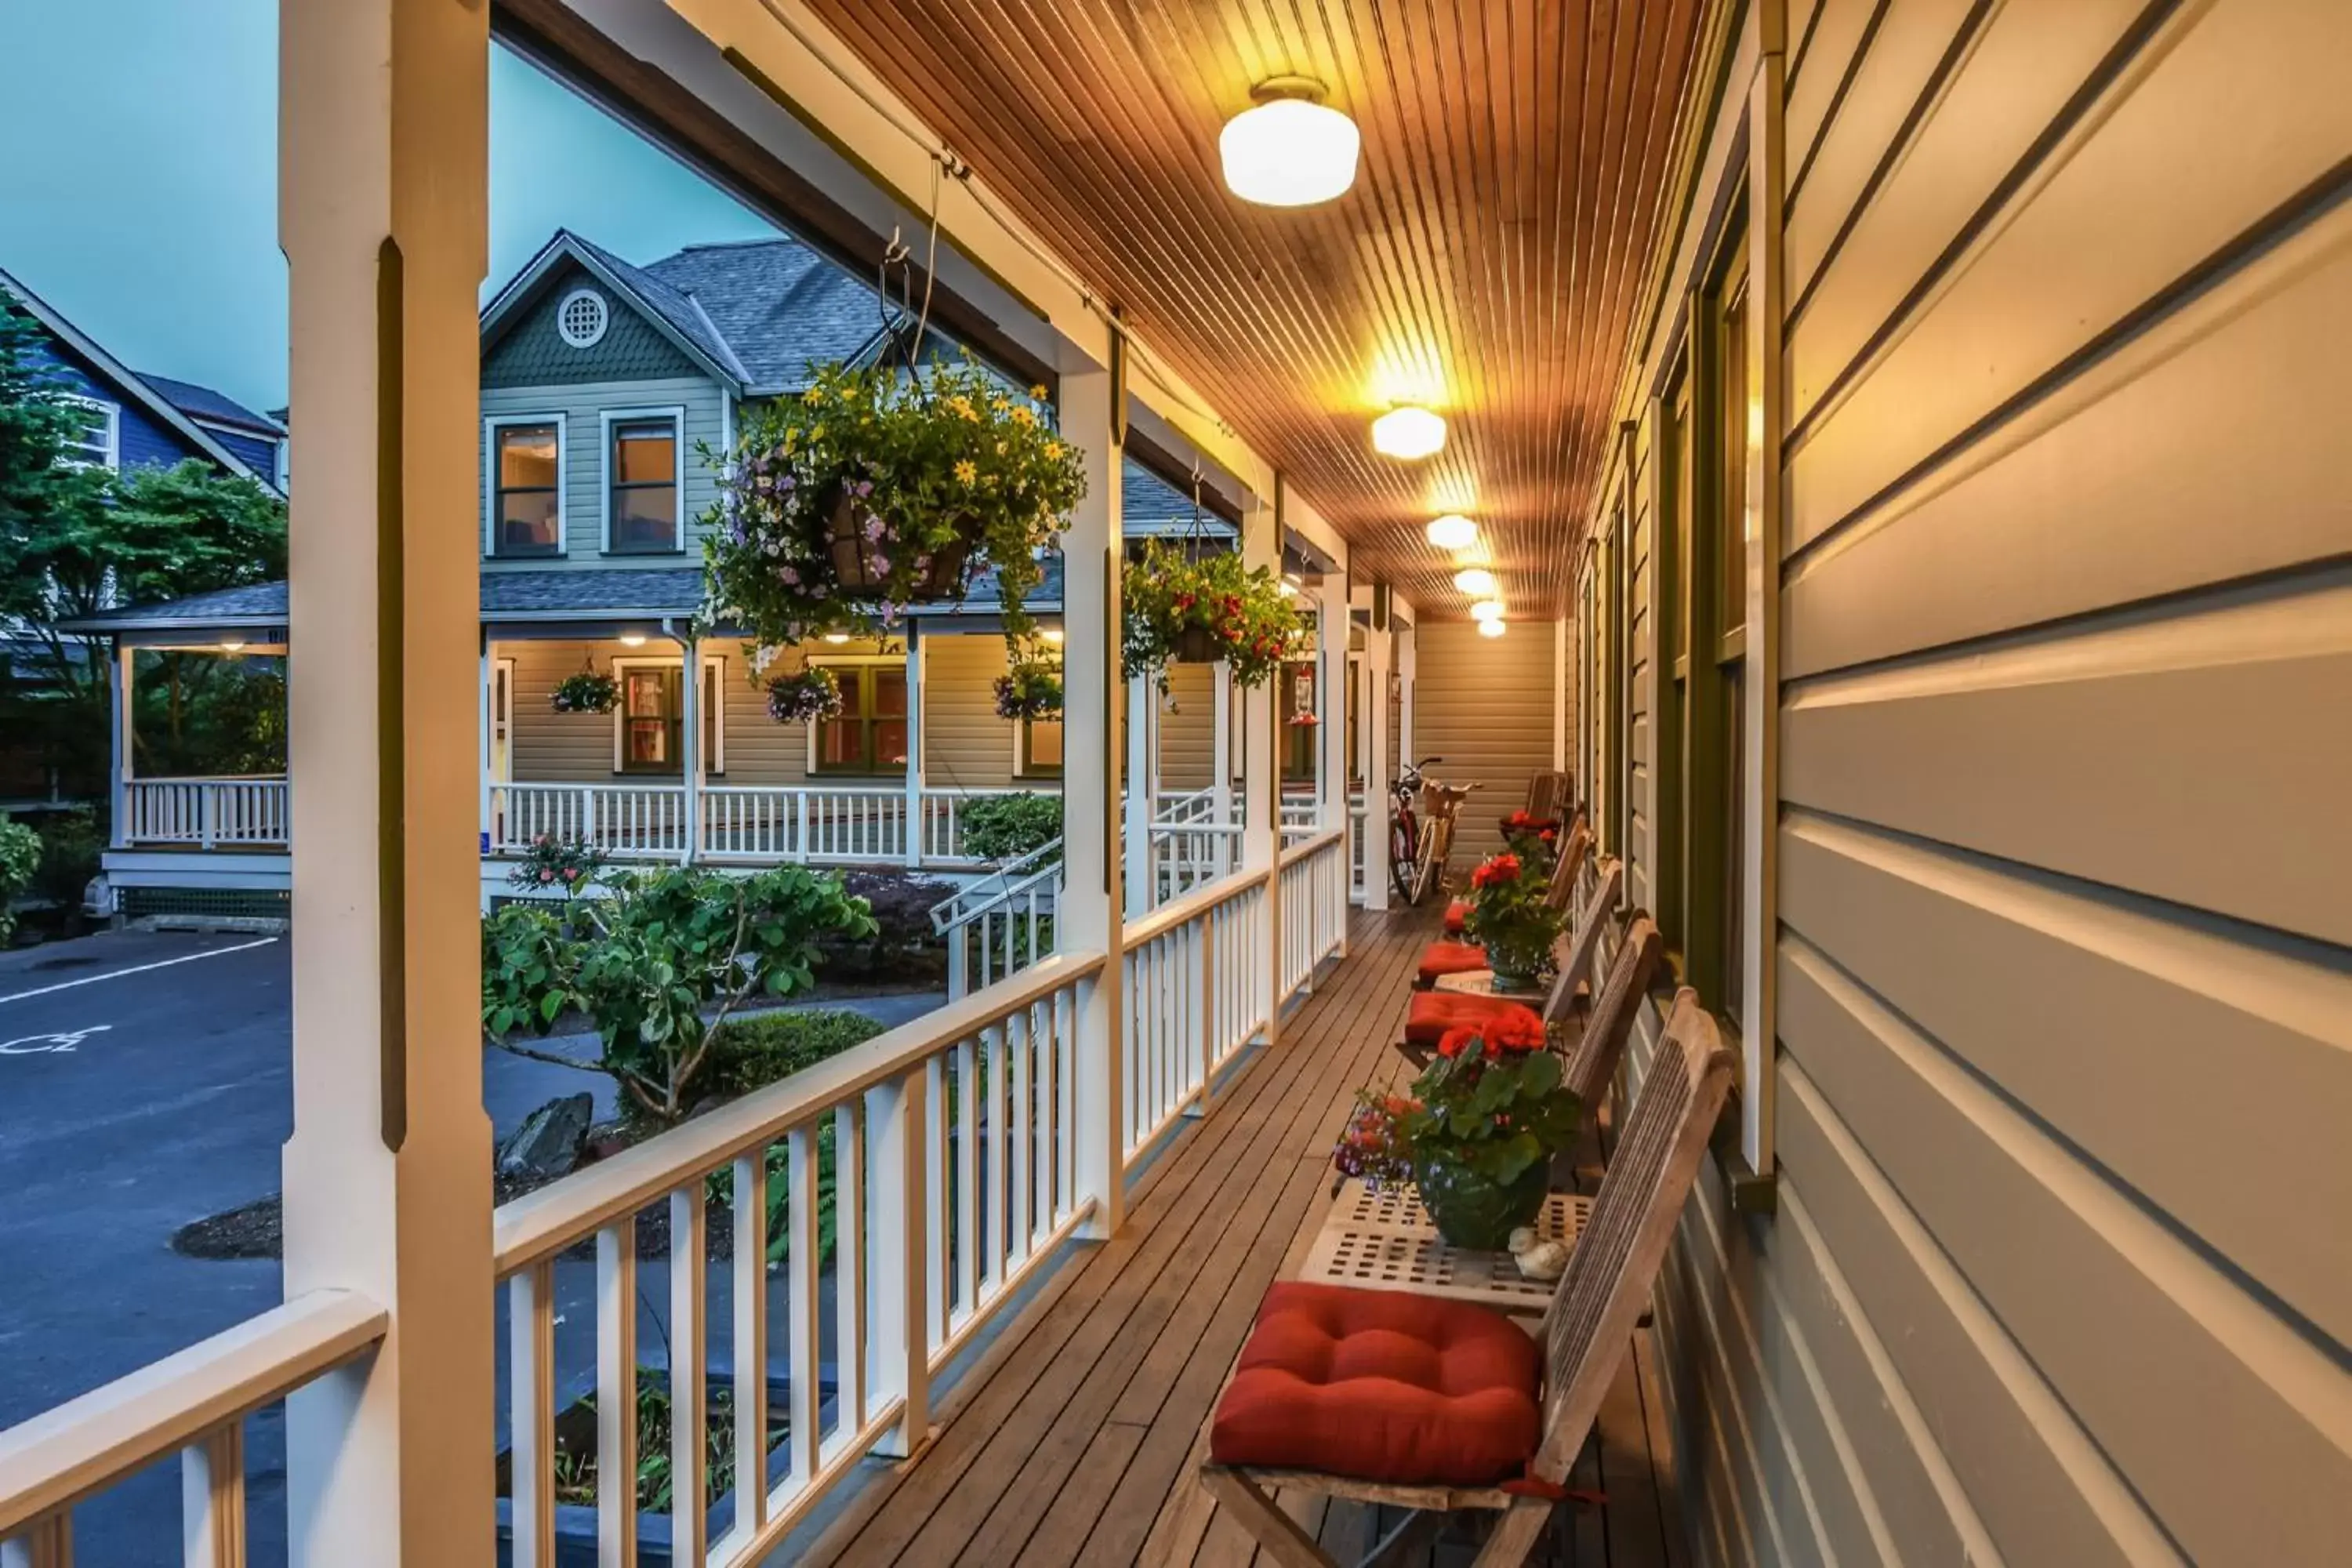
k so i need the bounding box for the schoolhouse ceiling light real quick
[1221,78,1360,208]
[1425,514,1478,551]
[1478,619,1507,639]
[1470,599,1504,623]
[1452,568,1497,597]
[1371,405,1446,461]
[617,631,648,648]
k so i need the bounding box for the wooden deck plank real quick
[801,909,1682,1567]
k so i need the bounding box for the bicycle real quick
[1388,757,1479,906]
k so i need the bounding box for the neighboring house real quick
[66,230,1269,917]
[0,267,287,810]
[0,266,285,493]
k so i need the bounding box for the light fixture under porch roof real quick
[1370,405,1446,461]
[1470,599,1504,623]
[1478,619,1507,639]
[1425,514,1478,551]
[1452,568,1497,597]
[1220,77,1361,208]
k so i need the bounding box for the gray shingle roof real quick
[641,238,895,393]
[136,373,285,437]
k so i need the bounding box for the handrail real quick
[1279,825,1346,867]
[493,949,1107,1273]
[0,1290,387,1536]
[1123,861,1267,949]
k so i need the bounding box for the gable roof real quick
[481,230,897,397]
[136,372,286,438]
[0,265,281,492]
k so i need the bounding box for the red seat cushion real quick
[1404,991,1543,1048]
[1443,899,1470,935]
[1414,939,1490,989]
[1210,1281,1541,1486]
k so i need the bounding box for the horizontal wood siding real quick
[920,632,1017,790]
[1606,2,2352,1563]
[1158,661,1216,790]
[1410,619,1559,866]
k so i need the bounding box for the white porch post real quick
[1398,621,1418,778]
[1314,567,1348,833]
[1244,484,1280,1045]
[677,630,702,866]
[1123,673,1152,913]
[1058,358,1124,1239]
[1363,604,1392,911]
[1210,662,1233,876]
[279,2,493,1563]
[902,624,923,868]
[110,641,132,848]
[1552,615,1570,774]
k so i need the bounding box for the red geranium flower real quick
[1470,852,1523,891]
[1436,1025,1481,1060]
[1480,1008,1549,1054]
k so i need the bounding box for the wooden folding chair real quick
[1202,993,1735,1566]
[1398,859,1625,1070]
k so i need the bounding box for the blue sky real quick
[0,0,779,415]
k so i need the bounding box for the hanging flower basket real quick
[993,652,1063,720]
[1121,536,1305,695]
[550,672,619,715]
[705,355,1084,655]
[764,666,844,725]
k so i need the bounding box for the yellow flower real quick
[804,385,825,404]
[990,397,1011,414]
[1011,406,1036,427]
[1045,439,1065,460]
[811,424,826,441]
[954,459,978,485]
[995,440,1007,455]
[1030,384,1048,401]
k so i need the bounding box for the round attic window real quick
[557,289,608,349]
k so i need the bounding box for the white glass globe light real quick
[1425,514,1478,550]
[1221,84,1360,208]
[1371,405,1446,460]
[1478,619,1507,639]
[1453,568,1497,597]
[1470,599,1504,623]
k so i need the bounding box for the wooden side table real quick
[1298,1178,1592,1319]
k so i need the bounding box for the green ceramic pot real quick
[1415,1158,1549,1251]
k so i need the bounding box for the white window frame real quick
[482,412,567,559]
[609,653,726,775]
[59,394,119,470]
[803,654,907,776]
[557,287,610,349]
[597,405,688,555]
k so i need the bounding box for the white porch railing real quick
[122,777,290,848]
[486,783,1037,869]
[1279,827,1351,1002]
[0,1290,387,1564]
[1348,791,1370,903]
[491,953,1105,1568]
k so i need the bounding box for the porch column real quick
[1210,662,1232,876]
[1363,603,1392,911]
[279,2,493,1563]
[677,629,702,866]
[1058,357,1125,1239]
[109,641,131,848]
[1398,621,1417,779]
[1243,484,1280,1046]
[902,625,922,868]
[1314,566,1348,833]
[1123,673,1152,913]
[1552,615,1570,774]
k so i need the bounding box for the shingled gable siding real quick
[482,263,704,387]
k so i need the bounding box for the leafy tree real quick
[0,818,39,946]
[0,306,290,804]
[481,866,879,1126]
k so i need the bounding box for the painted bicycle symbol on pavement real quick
[0,1025,112,1056]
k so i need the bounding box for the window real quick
[557,289,609,349]
[1018,710,1064,778]
[490,419,561,556]
[810,662,908,775]
[59,395,118,469]
[604,410,682,554]
[1667,199,1750,1019]
[612,657,721,775]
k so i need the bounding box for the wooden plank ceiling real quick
[787,0,1708,619]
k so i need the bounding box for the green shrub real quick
[957,791,1062,863]
[699,1007,887,1101]
[34,808,101,907]
[0,818,38,946]
[822,870,953,981]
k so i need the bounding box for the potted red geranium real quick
[1334,1009,1580,1248]
[1461,850,1564,990]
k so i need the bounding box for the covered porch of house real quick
[0,1,1652,1566]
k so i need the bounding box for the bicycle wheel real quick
[1404,826,1440,906]
[1389,815,1419,903]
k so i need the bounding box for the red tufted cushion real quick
[1404,991,1543,1048]
[1444,899,1471,935]
[1210,1282,1541,1486]
[1414,939,1490,989]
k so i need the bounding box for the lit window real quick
[811,664,909,775]
[493,422,561,556]
[608,416,680,553]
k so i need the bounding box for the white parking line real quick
[0,937,282,1005]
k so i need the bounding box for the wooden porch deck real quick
[799,907,1685,1567]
